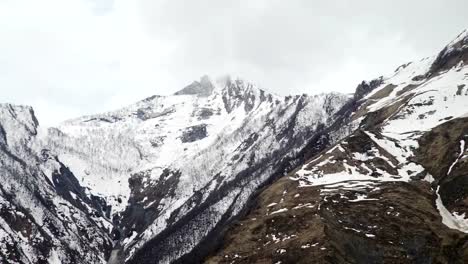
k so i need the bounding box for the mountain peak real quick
[174,75,215,97]
[430,29,468,75]
[447,29,468,48]
[173,74,265,100]
[0,103,39,137]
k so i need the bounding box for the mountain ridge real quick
[1,29,468,264]
[206,29,468,264]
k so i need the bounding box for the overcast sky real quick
[1,0,468,126]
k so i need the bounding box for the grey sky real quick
[1,0,467,126]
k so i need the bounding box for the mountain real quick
[2,29,468,264]
[206,30,468,263]
[0,76,348,263]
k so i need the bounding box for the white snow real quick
[343,226,362,233]
[348,194,379,202]
[292,203,314,210]
[423,173,435,183]
[123,231,138,247]
[270,208,288,215]
[447,140,465,176]
[48,249,62,264]
[435,186,468,233]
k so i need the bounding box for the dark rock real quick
[353,77,384,100]
[175,75,215,97]
[457,84,465,96]
[197,108,214,120]
[429,31,468,76]
[412,74,426,81]
[206,177,468,264]
[149,136,166,147]
[180,124,208,143]
[221,78,258,113]
[416,117,468,215]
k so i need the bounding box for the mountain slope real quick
[207,30,468,264]
[0,104,112,263]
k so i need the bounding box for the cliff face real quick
[206,31,468,264]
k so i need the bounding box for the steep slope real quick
[32,76,349,263]
[207,30,468,264]
[0,104,112,263]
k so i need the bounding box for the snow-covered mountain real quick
[208,30,468,263]
[3,28,468,264]
[0,76,349,263]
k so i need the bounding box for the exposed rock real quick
[353,77,384,100]
[197,108,215,120]
[221,78,262,113]
[207,179,468,264]
[180,124,208,143]
[457,84,465,96]
[429,30,468,75]
[416,118,468,214]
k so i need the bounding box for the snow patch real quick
[348,194,379,202]
[270,208,288,215]
[435,186,468,233]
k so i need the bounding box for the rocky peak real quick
[0,103,39,147]
[430,29,468,75]
[174,75,215,97]
[218,76,271,113]
[353,77,384,100]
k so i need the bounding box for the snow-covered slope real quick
[0,104,112,263]
[26,76,348,263]
[208,30,468,264]
[291,29,468,196]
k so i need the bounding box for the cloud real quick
[1,0,467,126]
